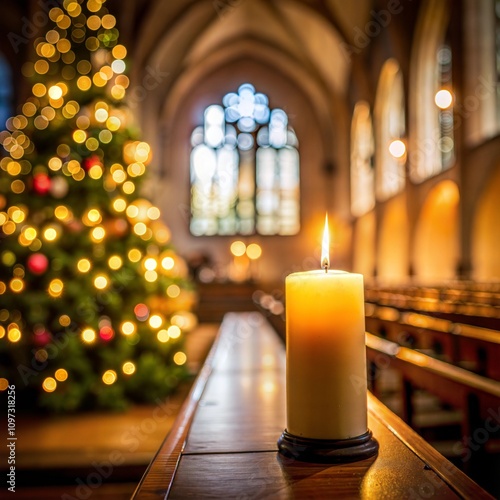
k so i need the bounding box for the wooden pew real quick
[366,332,500,469]
[364,286,500,328]
[366,304,500,380]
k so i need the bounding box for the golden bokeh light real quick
[94,275,108,290]
[113,198,126,212]
[161,256,175,270]
[121,321,135,335]
[7,327,21,342]
[82,328,96,343]
[55,368,68,381]
[91,226,106,242]
[42,377,57,392]
[157,329,169,343]
[122,361,136,375]
[173,352,187,366]
[48,85,63,100]
[108,255,123,270]
[144,270,158,282]
[102,370,117,385]
[77,258,92,273]
[144,257,157,271]
[43,226,59,241]
[128,249,142,262]
[167,284,180,298]
[48,279,64,297]
[168,325,181,339]
[246,243,262,260]
[10,279,24,293]
[230,241,246,257]
[148,314,163,329]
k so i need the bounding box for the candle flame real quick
[321,213,329,272]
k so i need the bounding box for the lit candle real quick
[285,214,368,440]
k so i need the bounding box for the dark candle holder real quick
[277,429,379,463]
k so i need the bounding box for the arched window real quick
[409,0,454,183]
[375,59,406,201]
[463,0,498,144]
[0,54,13,129]
[351,101,375,217]
[436,43,454,170]
[190,83,300,236]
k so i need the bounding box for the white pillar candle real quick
[285,215,368,440]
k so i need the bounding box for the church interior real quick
[1,0,500,498]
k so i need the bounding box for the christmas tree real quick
[0,0,196,412]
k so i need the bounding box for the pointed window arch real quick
[410,0,454,182]
[351,101,375,217]
[375,59,406,200]
[190,83,300,236]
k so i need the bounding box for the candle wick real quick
[324,263,328,273]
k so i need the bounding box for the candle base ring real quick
[277,429,379,463]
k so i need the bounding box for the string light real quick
[48,85,63,100]
[112,198,126,212]
[43,226,59,241]
[42,377,57,392]
[55,368,68,381]
[59,315,71,327]
[161,257,175,270]
[10,279,24,293]
[82,328,96,343]
[7,326,21,342]
[144,258,157,271]
[94,275,108,289]
[108,255,122,270]
[128,249,142,262]
[122,362,135,375]
[91,226,106,242]
[48,279,64,297]
[77,258,91,273]
[173,352,187,366]
[157,330,169,343]
[148,314,163,329]
[167,284,180,298]
[102,370,117,385]
[120,321,135,335]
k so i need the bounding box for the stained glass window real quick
[190,83,300,236]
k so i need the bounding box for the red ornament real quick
[99,326,115,341]
[134,303,149,321]
[33,329,52,347]
[33,173,51,195]
[83,155,102,171]
[27,253,49,274]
